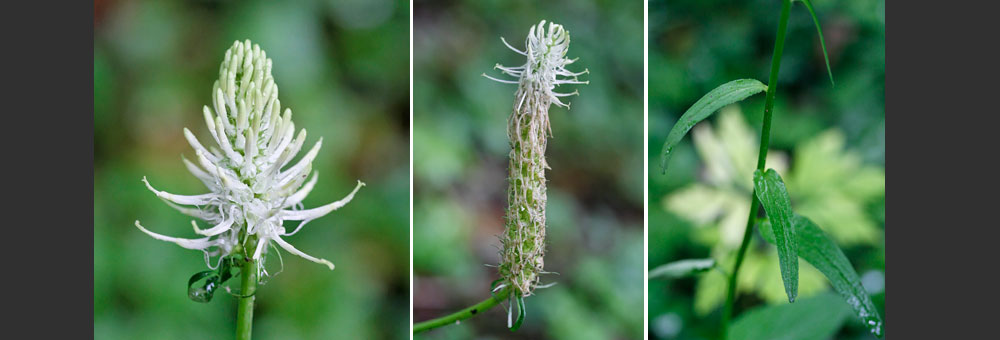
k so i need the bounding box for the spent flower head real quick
[484,20,587,305]
[135,40,364,280]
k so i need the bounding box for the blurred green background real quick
[413,0,643,339]
[94,0,409,339]
[648,0,884,339]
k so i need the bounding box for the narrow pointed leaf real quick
[753,169,798,302]
[660,79,767,173]
[510,295,526,331]
[758,216,884,337]
[649,258,716,279]
[489,279,505,301]
[186,255,241,303]
[187,270,218,303]
[799,0,834,85]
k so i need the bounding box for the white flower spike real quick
[135,40,364,277]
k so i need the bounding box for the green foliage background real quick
[412,0,644,338]
[648,0,885,339]
[94,0,410,338]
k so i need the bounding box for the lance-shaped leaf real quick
[649,258,716,279]
[660,79,767,173]
[728,292,851,340]
[759,216,884,338]
[797,0,835,85]
[753,169,798,302]
[510,295,526,331]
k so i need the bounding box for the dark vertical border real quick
[6,1,95,338]
[887,1,1000,338]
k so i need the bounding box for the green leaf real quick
[753,169,798,302]
[798,0,834,85]
[649,258,716,279]
[187,270,218,303]
[728,292,851,340]
[793,216,884,337]
[186,255,242,303]
[759,216,884,338]
[510,295,526,331]
[660,79,767,173]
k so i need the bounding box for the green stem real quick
[720,0,792,338]
[413,287,512,334]
[236,244,258,340]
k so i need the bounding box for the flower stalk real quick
[237,244,258,340]
[720,0,792,338]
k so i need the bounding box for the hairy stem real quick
[413,287,512,334]
[236,239,258,340]
[720,0,792,338]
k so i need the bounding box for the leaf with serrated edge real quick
[753,169,798,302]
[759,216,884,337]
[649,258,716,279]
[660,79,767,173]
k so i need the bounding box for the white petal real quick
[276,138,322,187]
[183,128,219,164]
[266,109,292,154]
[536,282,557,289]
[214,116,244,164]
[193,218,233,236]
[252,237,267,260]
[551,96,569,108]
[134,220,217,250]
[203,106,222,146]
[552,90,579,97]
[143,177,216,205]
[219,172,251,193]
[195,150,243,189]
[281,180,364,221]
[271,235,334,270]
[556,68,589,77]
[554,79,589,85]
[507,304,513,328]
[214,87,233,131]
[492,283,507,293]
[243,119,258,169]
[235,99,249,149]
[500,37,527,56]
[275,163,311,197]
[275,128,307,169]
[282,172,318,208]
[162,200,218,220]
[266,124,297,164]
[483,73,519,84]
[182,156,217,190]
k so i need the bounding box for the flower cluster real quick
[484,20,588,299]
[135,40,363,279]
